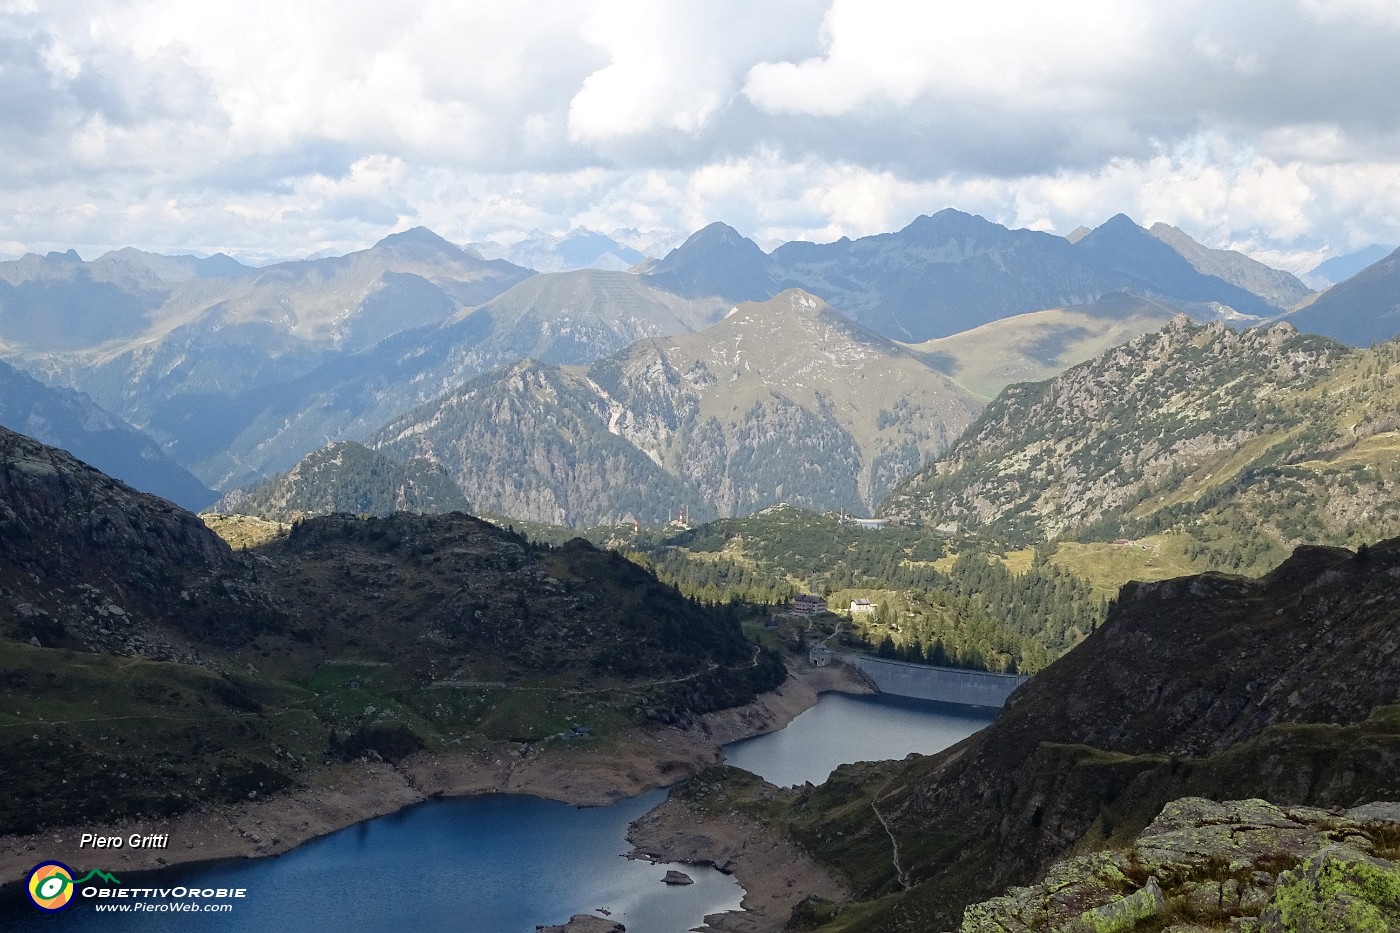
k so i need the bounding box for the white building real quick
[849,598,877,615]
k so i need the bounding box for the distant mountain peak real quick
[1098,212,1142,230]
[372,226,467,256]
[643,222,778,302]
[900,209,992,238]
[685,221,752,245]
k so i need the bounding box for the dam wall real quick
[834,653,1029,708]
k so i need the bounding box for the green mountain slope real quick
[213,441,470,521]
[905,293,1181,399]
[882,315,1400,572]
[0,427,781,835]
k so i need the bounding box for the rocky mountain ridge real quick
[643,211,1319,344]
[370,290,983,525]
[882,315,1400,573]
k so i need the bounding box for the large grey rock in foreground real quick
[960,796,1400,932]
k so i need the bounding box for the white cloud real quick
[3,0,1400,265]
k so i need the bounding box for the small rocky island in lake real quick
[661,869,695,885]
[536,915,625,933]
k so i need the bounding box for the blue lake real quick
[1,691,996,932]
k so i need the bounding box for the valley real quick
[3,208,1399,932]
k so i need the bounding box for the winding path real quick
[871,775,912,890]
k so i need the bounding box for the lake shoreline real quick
[627,794,849,933]
[0,661,871,890]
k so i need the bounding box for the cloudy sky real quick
[3,0,1399,269]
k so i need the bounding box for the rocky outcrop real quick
[0,425,273,656]
[961,797,1400,932]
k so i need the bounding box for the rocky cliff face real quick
[787,539,1400,931]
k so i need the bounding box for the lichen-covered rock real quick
[963,852,1135,932]
[1136,798,1334,885]
[961,797,1400,932]
[1258,845,1400,932]
[1067,875,1165,932]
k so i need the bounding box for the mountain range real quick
[640,211,1317,343]
[362,290,981,526]
[7,203,1400,933]
[8,208,1400,514]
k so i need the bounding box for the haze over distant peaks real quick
[1146,222,1312,310]
[0,358,216,510]
[471,227,648,273]
[1305,243,1398,289]
[1285,245,1400,346]
[1072,213,1277,319]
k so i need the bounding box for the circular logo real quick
[26,861,76,912]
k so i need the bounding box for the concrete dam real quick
[834,652,1029,708]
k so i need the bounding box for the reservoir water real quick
[722,691,997,786]
[1,690,996,932]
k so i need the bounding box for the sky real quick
[3,0,1400,270]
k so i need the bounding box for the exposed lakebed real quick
[1,691,995,932]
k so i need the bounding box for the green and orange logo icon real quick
[25,861,121,912]
[27,862,76,912]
